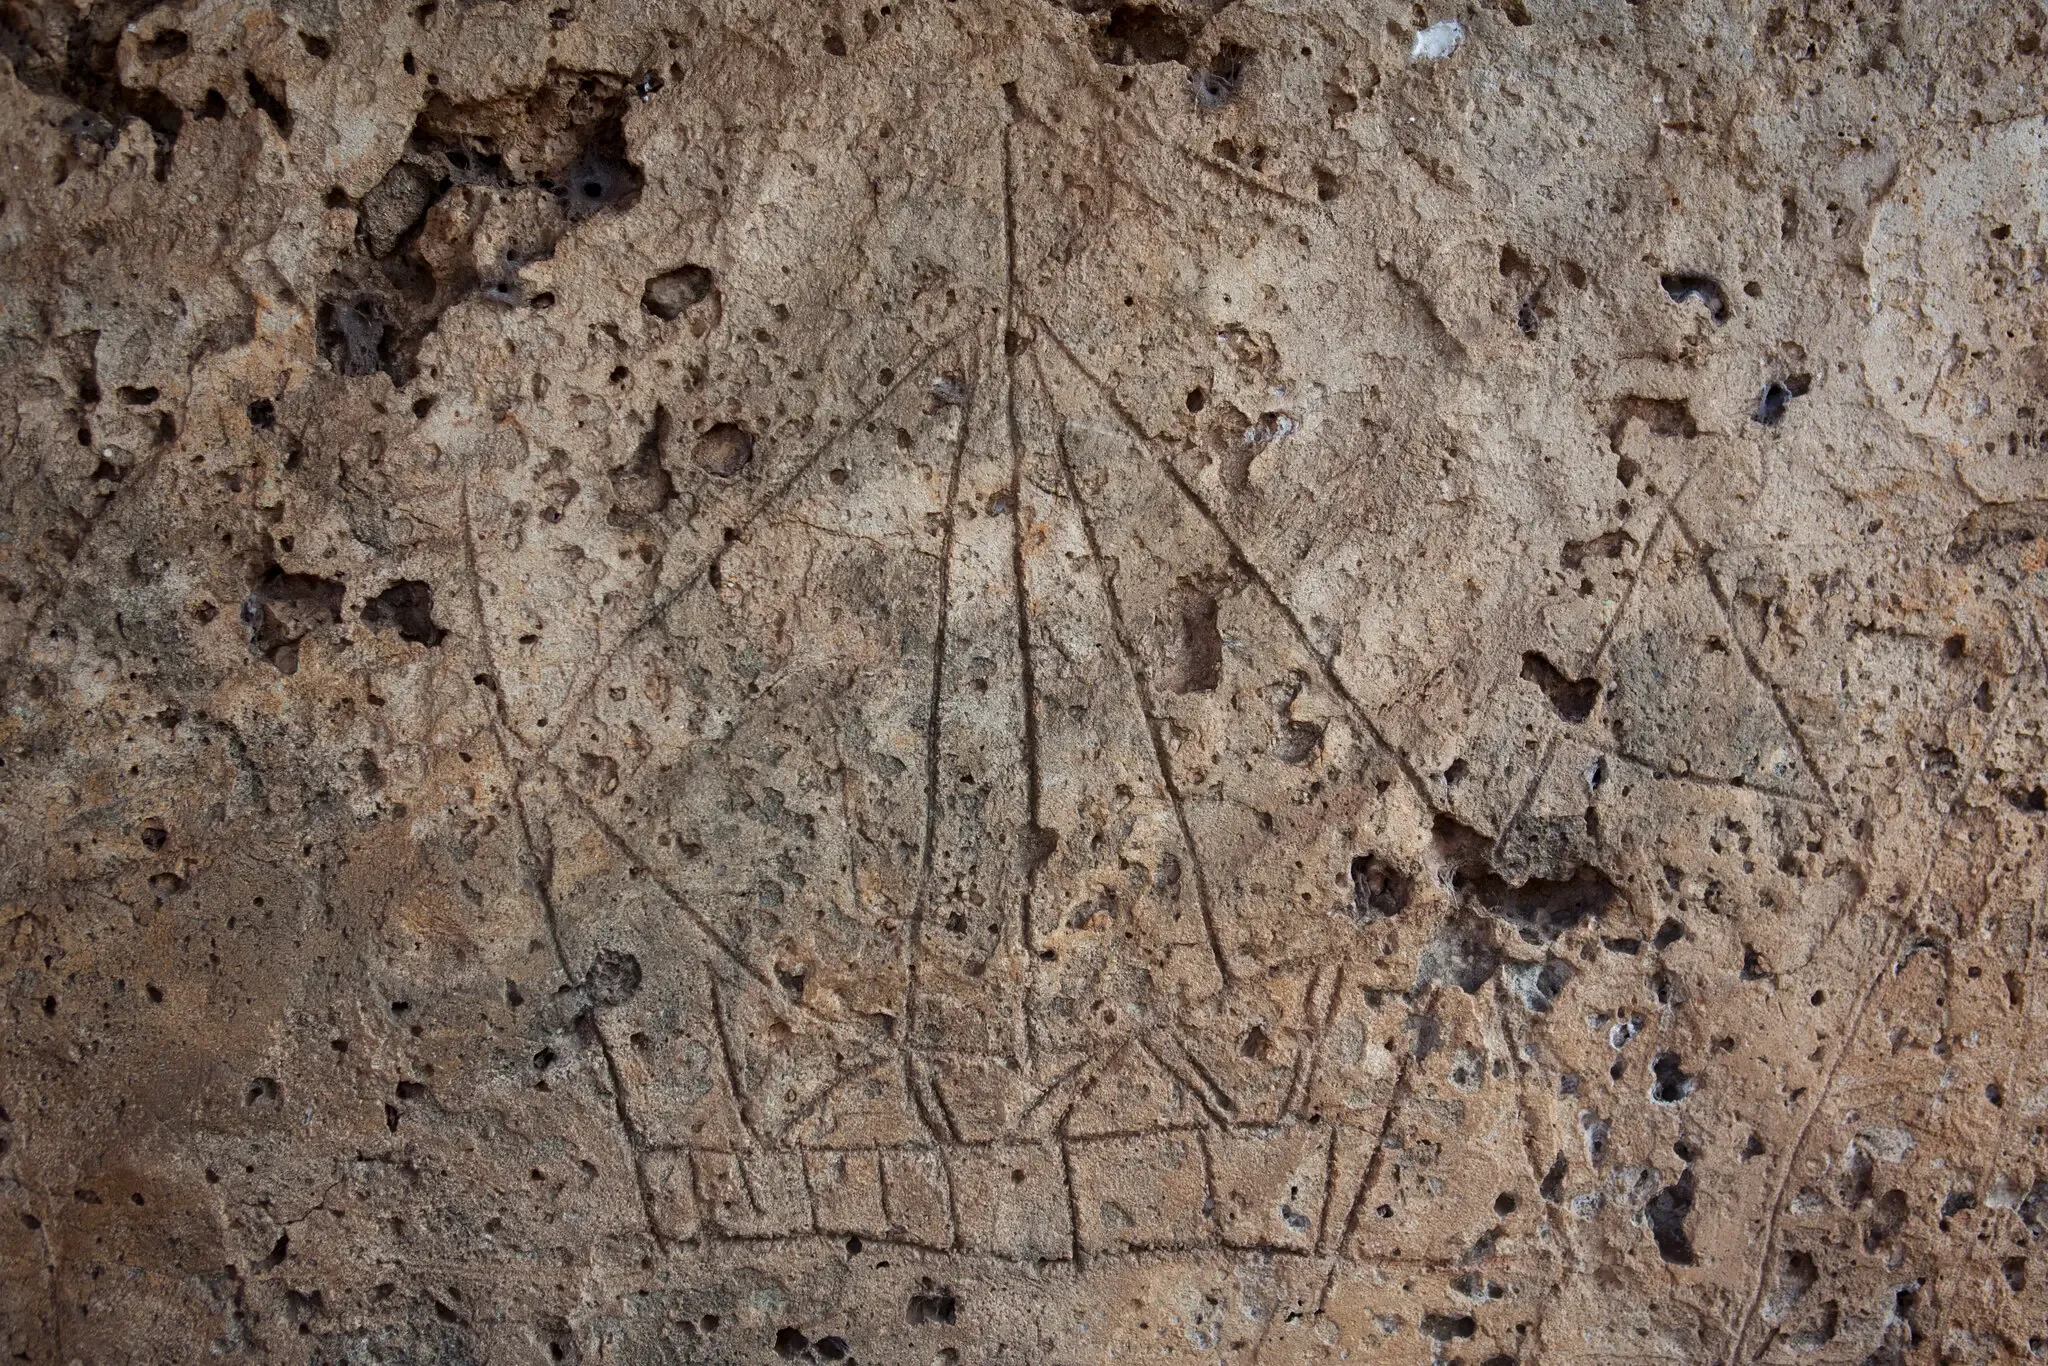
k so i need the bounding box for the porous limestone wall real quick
[2,0,2046,1361]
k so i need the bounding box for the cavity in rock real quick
[361,579,446,646]
[1643,1168,1696,1265]
[1659,273,1729,322]
[693,423,756,477]
[1348,853,1412,924]
[586,948,642,1007]
[643,264,715,320]
[1754,373,1812,426]
[1503,957,1574,1013]
[1520,650,1599,722]
[1418,913,1501,993]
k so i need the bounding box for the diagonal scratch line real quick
[773,1052,888,1145]
[468,577,586,1158]
[492,738,664,1248]
[1674,511,1838,813]
[706,972,761,1146]
[1066,71,1327,214]
[1022,1043,1122,1133]
[1154,1033,1237,1127]
[1585,459,1707,677]
[13,441,169,669]
[459,479,530,751]
[1004,124,1046,978]
[901,1053,945,1145]
[1039,324,1436,811]
[1290,962,1345,1121]
[499,752,570,980]
[1722,649,2030,1366]
[1725,916,1913,1365]
[1923,611,2048,1350]
[1310,1114,1342,1263]
[544,756,847,1032]
[923,1060,967,1144]
[902,362,976,1041]
[1602,747,1832,811]
[1316,984,1438,1295]
[1487,977,1575,1268]
[1497,732,1562,853]
[1042,384,1234,988]
[1163,133,1327,211]
[541,323,977,761]
[1280,964,1324,1118]
[1496,453,1725,844]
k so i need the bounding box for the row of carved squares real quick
[640,1127,1336,1257]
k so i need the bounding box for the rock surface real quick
[2,0,2046,1361]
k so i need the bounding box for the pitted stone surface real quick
[2,0,2047,1361]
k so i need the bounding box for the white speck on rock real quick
[1411,20,1464,62]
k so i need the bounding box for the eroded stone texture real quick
[1,0,2046,1361]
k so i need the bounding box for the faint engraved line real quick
[499,751,567,970]
[1176,141,1327,210]
[540,324,976,762]
[1042,390,1234,987]
[1278,970,1318,1117]
[689,1224,1558,1271]
[1600,748,1833,810]
[733,1147,769,1218]
[772,1053,891,1146]
[1083,74,1326,212]
[1058,1123,1216,1144]
[1312,1119,1342,1258]
[1674,512,1838,813]
[1005,128,1047,983]
[1584,459,1707,678]
[1196,1128,1224,1244]
[1920,331,1962,420]
[706,974,762,1146]
[596,1043,672,1250]
[1003,127,1048,1064]
[1291,962,1349,1124]
[494,760,666,1248]
[904,1041,1039,1060]
[798,1149,820,1230]
[938,1139,964,1252]
[902,368,976,1041]
[1008,78,1176,220]
[899,1054,948,1147]
[1725,934,1913,1365]
[492,737,665,1251]
[1037,325,1438,813]
[692,1228,1489,1269]
[459,478,530,750]
[543,761,860,1041]
[921,1057,967,1145]
[1059,1132,1086,1268]
[1497,732,1562,857]
[13,441,169,668]
[1486,977,1576,1265]
[1140,1036,1234,1130]
[1048,1035,1142,1133]
[1920,613,2048,1355]
[1165,1032,1240,1122]
[1316,984,1439,1299]
[835,728,864,934]
[1722,652,2027,1365]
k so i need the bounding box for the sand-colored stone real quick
[2,0,2046,1361]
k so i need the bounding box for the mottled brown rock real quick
[2,0,2047,1362]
